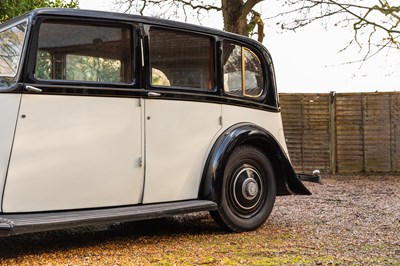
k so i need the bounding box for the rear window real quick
[223,41,264,98]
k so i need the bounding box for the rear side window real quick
[223,41,264,98]
[149,28,214,90]
[35,21,133,83]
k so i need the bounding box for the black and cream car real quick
[0,8,312,236]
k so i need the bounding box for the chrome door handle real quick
[148,92,161,97]
[25,85,42,93]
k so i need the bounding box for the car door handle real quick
[25,85,42,93]
[148,92,161,97]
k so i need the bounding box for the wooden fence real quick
[280,92,400,174]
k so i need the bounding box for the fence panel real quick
[280,92,400,174]
[280,94,330,173]
[363,94,391,172]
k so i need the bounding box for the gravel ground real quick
[0,175,399,265]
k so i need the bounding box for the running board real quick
[0,200,217,237]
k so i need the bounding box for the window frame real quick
[222,39,267,101]
[26,16,138,88]
[0,20,29,78]
[0,18,30,92]
[146,25,218,93]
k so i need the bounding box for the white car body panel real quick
[221,105,289,155]
[0,94,21,211]
[142,99,222,203]
[3,95,143,212]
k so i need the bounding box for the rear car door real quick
[142,27,222,203]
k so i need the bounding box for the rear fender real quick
[199,123,311,204]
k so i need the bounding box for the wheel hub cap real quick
[242,178,259,200]
[232,166,263,211]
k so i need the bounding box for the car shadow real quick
[0,212,224,260]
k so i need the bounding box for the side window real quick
[0,22,27,78]
[223,41,264,98]
[149,28,213,90]
[223,44,242,96]
[34,21,133,83]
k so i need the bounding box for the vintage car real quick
[0,8,313,236]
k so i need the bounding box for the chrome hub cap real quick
[242,178,259,200]
[232,166,263,212]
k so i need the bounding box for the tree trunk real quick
[221,0,248,36]
[221,0,264,42]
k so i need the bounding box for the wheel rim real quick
[228,164,265,218]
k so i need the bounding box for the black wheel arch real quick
[199,123,311,204]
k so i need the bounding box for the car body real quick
[0,8,310,236]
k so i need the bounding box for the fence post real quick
[329,92,337,174]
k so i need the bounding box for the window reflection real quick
[223,41,264,98]
[149,28,213,90]
[0,22,27,79]
[35,21,133,83]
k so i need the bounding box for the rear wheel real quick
[210,145,276,232]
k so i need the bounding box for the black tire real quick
[210,145,276,232]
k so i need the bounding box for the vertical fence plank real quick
[329,92,337,174]
[391,94,400,172]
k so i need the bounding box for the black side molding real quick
[0,200,217,237]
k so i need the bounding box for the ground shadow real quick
[0,212,223,260]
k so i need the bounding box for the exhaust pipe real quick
[298,169,322,184]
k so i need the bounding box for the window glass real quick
[223,41,264,99]
[149,28,213,90]
[244,48,263,97]
[35,21,133,83]
[0,22,27,78]
[223,43,242,96]
[36,50,52,80]
[66,55,121,83]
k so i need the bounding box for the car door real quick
[142,27,222,203]
[2,19,144,212]
[0,93,21,212]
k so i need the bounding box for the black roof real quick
[3,8,266,50]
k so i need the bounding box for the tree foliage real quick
[0,0,79,23]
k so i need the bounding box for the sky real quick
[79,0,400,93]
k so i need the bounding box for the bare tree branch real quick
[271,0,400,60]
[116,0,267,42]
[242,0,264,17]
